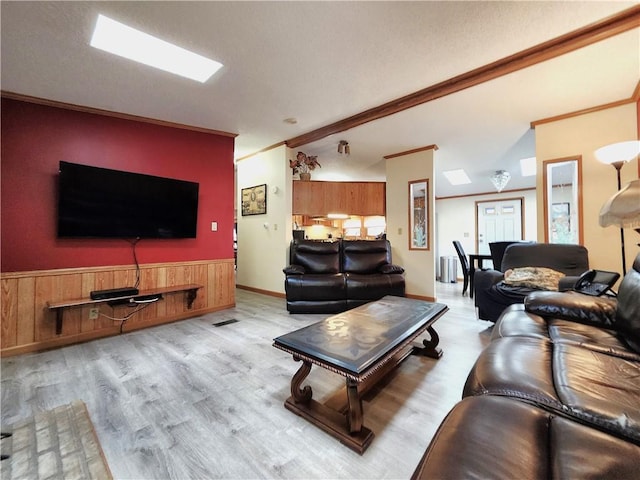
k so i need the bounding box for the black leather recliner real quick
[474,243,589,322]
[283,239,405,313]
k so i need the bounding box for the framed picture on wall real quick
[408,179,429,250]
[241,184,267,216]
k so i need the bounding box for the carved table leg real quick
[416,325,443,359]
[290,357,313,404]
[346,378,363,433]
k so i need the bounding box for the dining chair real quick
[452,241,471,296]
[488,241,534,271]
[488,241,520,272]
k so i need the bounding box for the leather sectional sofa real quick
[412,253,640,479]
[474,242,590,322]
[283,239,405,313]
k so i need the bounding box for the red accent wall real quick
[1,98,235,272]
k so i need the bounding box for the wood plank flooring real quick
[1,282,493,479]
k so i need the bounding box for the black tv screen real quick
[57,161,199,239]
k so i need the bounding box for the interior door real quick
[476,198,523,254]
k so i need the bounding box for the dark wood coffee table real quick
[273,295,448,454]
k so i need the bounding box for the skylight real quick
[520,157,537,177]
[90,14,222,83]
[443,169,471,185]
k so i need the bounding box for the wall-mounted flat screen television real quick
[57,161,199,239]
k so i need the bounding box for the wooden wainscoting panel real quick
[209,261,235,307]
[0,259,235,357]
[155,266,168,319]
[62,273,83,337]
[113,268,137,291]
[1,278,18,348]
[192,263,208,311]
[94,270,116,330]
[80,272,96,333]
[16,277,36,347]
[35,275,62,342]
[164,265,183,317]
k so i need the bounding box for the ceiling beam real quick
[286,5,640,149]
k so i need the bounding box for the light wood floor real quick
[1,282,493,479]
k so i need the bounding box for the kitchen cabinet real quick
[292,181,385,216]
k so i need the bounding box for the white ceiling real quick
[2,1,638,197]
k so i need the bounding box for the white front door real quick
[476,198,523,254]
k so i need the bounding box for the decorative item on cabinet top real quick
[289,151,321,181]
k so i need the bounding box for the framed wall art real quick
[241,184,267,216]
[408,179,429,250]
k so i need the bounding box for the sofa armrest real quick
[379,264,404,274]
[474,269,504,290]
[283,264,305,275]
[524,291,617,327]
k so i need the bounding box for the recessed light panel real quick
[90,14,222,83]
[443,169,471,185]
[520,157,537,177]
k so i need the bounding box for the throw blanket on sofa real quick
[502,267,565,291]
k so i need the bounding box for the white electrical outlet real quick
[211,222,218,232]
[89,308,99,320]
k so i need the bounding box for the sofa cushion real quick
[284,274,345,301]
[463,337,640,444]
[463,336,558,402]
[290,240,340,274]
[345,273,405,300]
[501,243,589,276]
[493,304,638,359]
[411,396,640,480]
[342,240,391,274]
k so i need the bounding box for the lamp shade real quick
[595,140,640,165]
[599,179,640,229]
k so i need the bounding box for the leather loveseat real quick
[474,242,589,322]
[283,239,405,314]
[411,253,640,479]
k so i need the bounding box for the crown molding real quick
[531,97,637,128]
[383,145,439,160]
[1,91,238,138]
[235,141,287,162]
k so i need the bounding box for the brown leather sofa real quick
[283,239,405,313]
[412,253,640,479]
[474,242,590,322]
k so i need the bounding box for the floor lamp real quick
[595,140,640,274]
